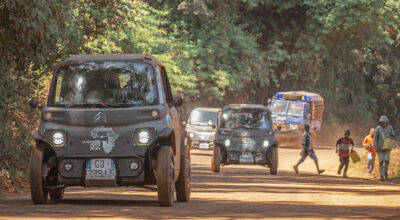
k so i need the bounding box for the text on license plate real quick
[86,159,116,179]
[199,143,210,149]
[240,152,254,163]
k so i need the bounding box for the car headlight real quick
[189,132,194,138]
[224,139,231,147]
[134,128,156,146]
[52,131,65,146]
[138,130,150,144]
[263,140,270,148]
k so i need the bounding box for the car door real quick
[160,66,181,174]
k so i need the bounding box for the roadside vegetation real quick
[0,0,399,187]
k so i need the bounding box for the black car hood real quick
[41,105,167,126]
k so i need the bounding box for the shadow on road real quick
[58,198,159,207]
[190,165,400,196]
[0,154,399,219]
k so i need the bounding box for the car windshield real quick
[287,102,303,116]
[51,62,157,107]
[220,108,272,130]
[270,101,287,115]
[270,100,303,117]
[189,110,218,126]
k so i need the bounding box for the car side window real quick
[160,66,173,105]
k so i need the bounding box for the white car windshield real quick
[189,111,217,125]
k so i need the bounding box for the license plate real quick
[86,159,116,180]
[240,152,254,163]
[199,143,210,149]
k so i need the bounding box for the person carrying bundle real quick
[373,115,396,182]
[336,130,354,178]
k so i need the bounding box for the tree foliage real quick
[148,0,400,128]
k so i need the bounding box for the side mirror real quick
[267,99,272,104]
[29,98,39,109]
[173,96,183,107]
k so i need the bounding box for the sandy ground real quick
[0,148,399,220]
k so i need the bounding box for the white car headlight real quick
[138,130,150,144]
[189,132,195,138]
[52,132,65,146]
[224,139,231,147]
[263,140,270,148]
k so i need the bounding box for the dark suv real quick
[29,54,190,207]
[211,104,278,174]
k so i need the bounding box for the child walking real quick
[336,130,354,178]
[363,128,376,174]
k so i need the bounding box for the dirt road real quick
[1,148,399,219]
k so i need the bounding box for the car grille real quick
[197,132,214,141]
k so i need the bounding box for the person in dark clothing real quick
[293,124,325,175]
[336,130,354,178]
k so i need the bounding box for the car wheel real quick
[211,145,221,173]
[157,146,175,207]
[49,188,65,201]
[270,147,278,175]
[29,146,49,204]
[175,145,191,202]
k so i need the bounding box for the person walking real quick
[293,124,325,175]
[373,115,396,182]
[336,130,354,178]
[363,128,376,174]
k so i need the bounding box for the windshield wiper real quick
[71,103,109,108]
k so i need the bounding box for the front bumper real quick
[58,155,145,186]
[225,151,268,165]
[189,140,214,149]
[188,132,215,149]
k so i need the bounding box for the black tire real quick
[211,145,221,173]
[157,146,175,207]
[270,147,278,175]
[49,188,64,201]
[175,144,191,202]
[29,146,48,204]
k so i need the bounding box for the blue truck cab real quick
[268,91,324,147]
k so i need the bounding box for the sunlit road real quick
[1,148,399,219]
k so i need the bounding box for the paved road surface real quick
[1,148,399,219]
